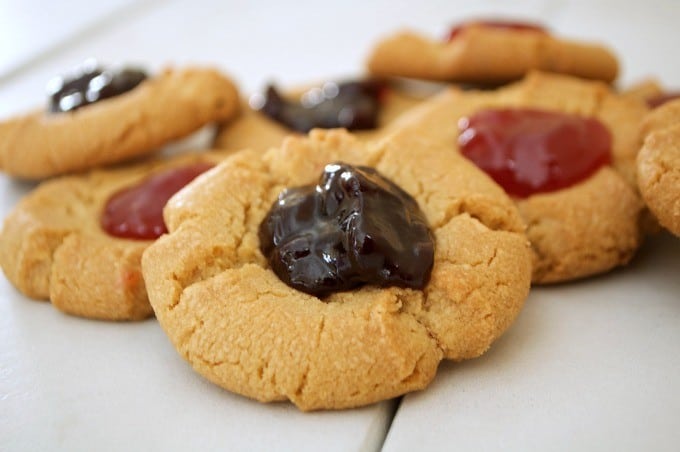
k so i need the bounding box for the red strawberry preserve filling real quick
[447,20,547,42]
[101,162,214,240]
[458,108,612,198]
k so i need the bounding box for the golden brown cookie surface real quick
[383,71,647,283]
[637,99,680,236]
[214,80,427,152]
[142,129,532,410]
[0,67,240,180]
[366,24,618,84]
[0,151,229,320]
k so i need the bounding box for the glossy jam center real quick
[101,162,214,240]
[458,108,612,198]
[259,163,434,297]
[257,80,386,133]
[48,61,147,113]
[646,91,680,109]
[447,20,547,41]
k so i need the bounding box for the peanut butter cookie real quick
[0,65,239,179]
[637,98,680,236]
[367,20,618,84]
[382,71,647,283]
[0,151,229,320]
[142,129,532,410]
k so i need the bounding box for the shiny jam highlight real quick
[101,162,214,240]
[48,61,147,113]
[259,163,434,297]
[458,108,612,198]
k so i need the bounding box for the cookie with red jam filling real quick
[381,71,649,283]
[0,150,231,320]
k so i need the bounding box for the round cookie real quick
[214,79,427,153]
[0,150,229,320]
[381,71,648,283]
[0,67,240,180]
[637,98,680,236]
[366,21,618,84]
[141,129,532,410]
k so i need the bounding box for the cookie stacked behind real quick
[0,66,240,179]
[0,151,231,320]
[215,78,429,153]
[637,98,680,236]
[376,71,649,283]
[366,20,618,84]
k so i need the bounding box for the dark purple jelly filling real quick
[48,60,147,113]
[259,163,434,297]
[257,80,385,133]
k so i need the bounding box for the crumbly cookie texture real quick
[0,67,240,180]
[214,82,426,152]
[637,99,680,236]
[142,129,532,410]
[382,71,647,283]
[0,151,229,320]
[366,25,618,84]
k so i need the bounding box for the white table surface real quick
[1,1,679,451]
[0,0,143,82]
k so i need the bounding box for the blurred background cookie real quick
[0,63,240,179]
[366,18,618,84]
[214,78,429,152]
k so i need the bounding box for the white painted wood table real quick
[1,1,679,451]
